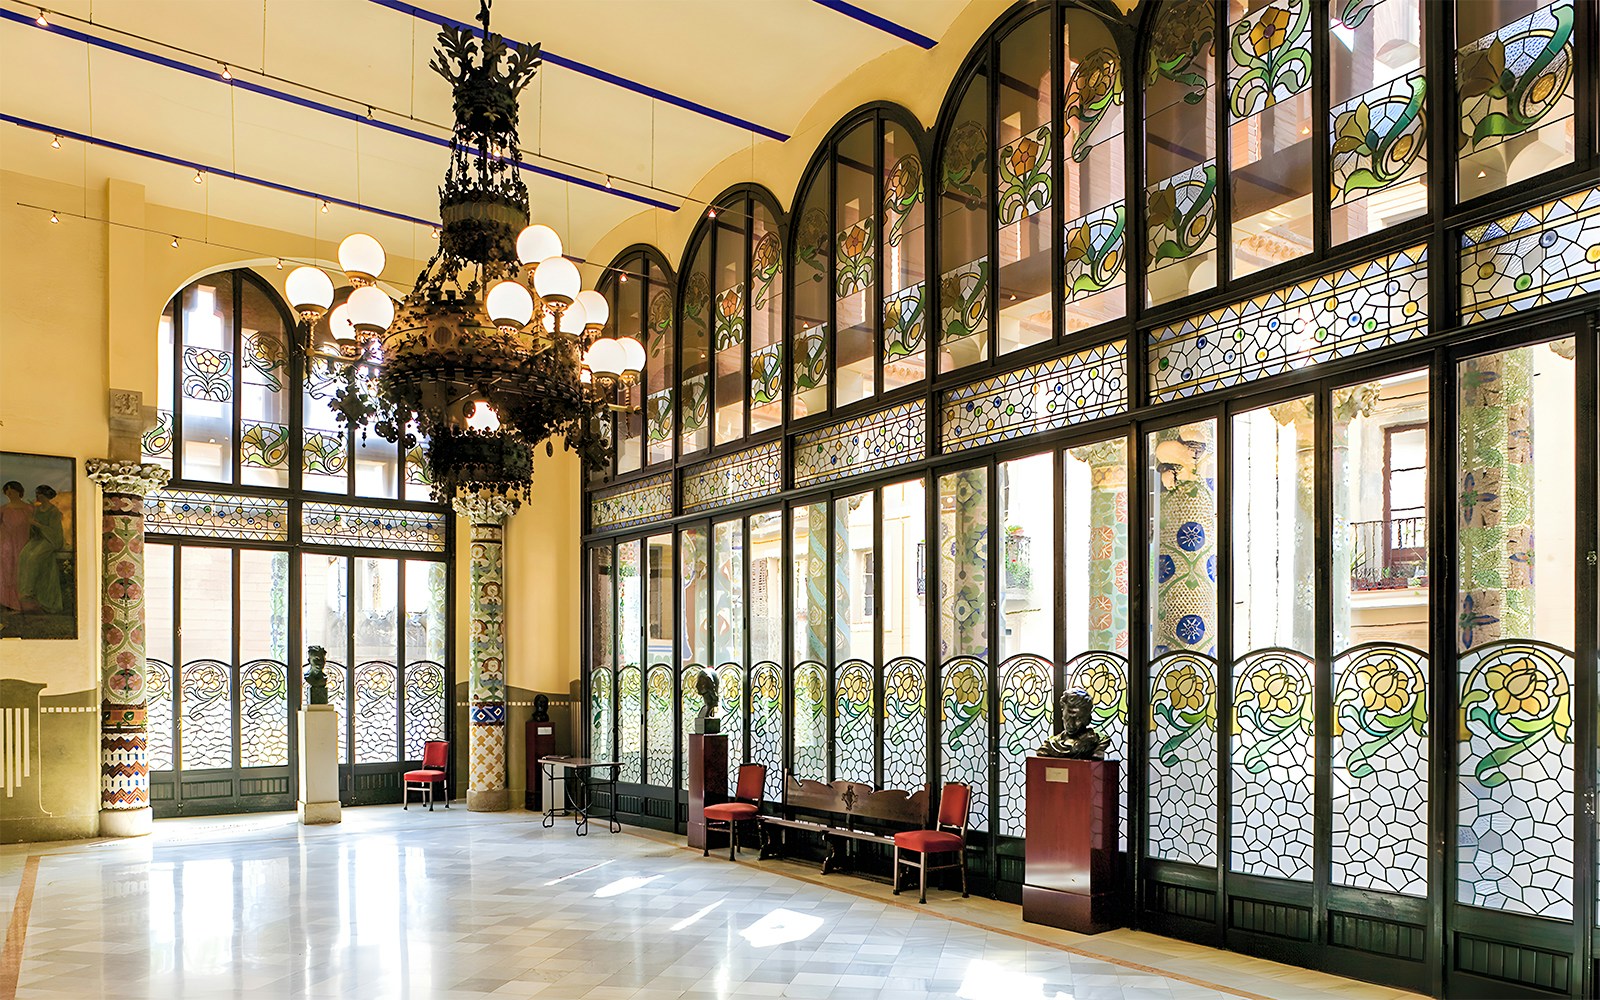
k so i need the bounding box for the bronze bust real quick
[304,646,329,706]
[1037,689,1106,759]
[692,669,721,734]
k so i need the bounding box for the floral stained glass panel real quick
[833,660,874,784]
[998,655,1052,837]
[750,662,784,801]
[645,663,674,788]
[883,657,927,791]
[940,657,989,833]
[793,662,827,781]
[1459,185,1600,324]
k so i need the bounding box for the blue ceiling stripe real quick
[808,0,937,49]
[1,111,438,227]
[367,0,791,141]
[8,9,680,211]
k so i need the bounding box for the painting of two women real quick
[0,453,76,640]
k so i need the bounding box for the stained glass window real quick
[590,473,673,530]
[998,453,1053,661]
[353,660,399,764]
[645,662,674,788]
[179,660,232,770]
[792,502,829,664]
[718,661,745,796]
[680,527,709,670]
[998,654,1052,837]
[1062,10,1127,329]
[647,258,676,467]
[938,468,988,660]
[882,656,926,791]
[145,543,175,771]
[590,546,615,760]
[1459,185,1600,324]
[833,659,874,784]
[179,273,237,483]
[793,661,827,781]
[645,533,675,786]
[681,442,782,514]
[404,660,447,761]
[940,656,989,833]
[749,511,784,666]
[882,122,926,391]
[836,121,878,406]
[1456,0,1575,203]
[713,205,748,446]
[751,204,784,434]
[940,67,992,371]
[1144,0,1217,306]
[712,520,744,667]
[793,401,926,488]
[750,661,784,801]
[792,164,831,419]
[618,665,643,783]
[1330,0,1427,243]
[680,234,712,457]
[1226,0,1314,277]
[145,490,289,542]
[1455,339,1575,919]
[589,665,613,764]
[833,492,874,663]
[996,9,1053,358]
[881,479,925,662]
[599,250,669,476]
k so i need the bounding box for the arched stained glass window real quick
[1144,0,1218,306]
[1062,8,1127,329]
[940,68,993,372]
[996,8,1054,358]
[600,248,674,477]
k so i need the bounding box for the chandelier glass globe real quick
[285,265,334,321]
[338,233,385,284]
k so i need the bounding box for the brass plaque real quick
[1046,767,1070,783]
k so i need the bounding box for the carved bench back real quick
[780,773,930,828]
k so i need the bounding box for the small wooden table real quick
[539,756,621,836]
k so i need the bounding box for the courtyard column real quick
[1078,441,1129,653]
[453,492,517,812]
[1458,350,1535,648]
[84,458,169,837]
[1151,423,1218,657]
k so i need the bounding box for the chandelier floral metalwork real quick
[281,0,643,509]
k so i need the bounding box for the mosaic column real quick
[1268,399,1316,650]
[1458,351,1534,648]
[1078,441,1128,653]
[1152,424,1217,656]
[453,492,518,812]
[84,459,169,838]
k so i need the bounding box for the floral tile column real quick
[453,492,517,812]
[84,459,169,838]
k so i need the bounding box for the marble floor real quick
[0,807,1425,1000]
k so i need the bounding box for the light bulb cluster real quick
[282,228,644,385]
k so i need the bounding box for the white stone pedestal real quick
[298,705,341,824]
[99,807,153,838]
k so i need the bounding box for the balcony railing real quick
[1350,516,1427,591]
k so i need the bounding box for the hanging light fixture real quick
[278,0,641,507]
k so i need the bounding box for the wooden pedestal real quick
[1023,756,1121,934]
[524,719,556,811]
[687,733,727,850]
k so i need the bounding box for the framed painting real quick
[0,453,77,640]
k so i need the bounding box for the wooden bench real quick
[759,774,929,877]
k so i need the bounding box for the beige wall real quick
[0,171,584,841]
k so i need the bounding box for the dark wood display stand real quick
[686,733,728,851]
[1023,756,1121,934]
[524,718,556,811]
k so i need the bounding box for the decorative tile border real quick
[682,442,782,514]
[144,490,289,541]
[1460,184,1600,324]
[303,501,447,552]
[591,472,674,530]
[941,340,1128,453]
[793,401,926,489]
[1149,244,1428,402]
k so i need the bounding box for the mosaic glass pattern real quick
[591,473,674,531]
[941,341,1127,453]
[885,152,924,248]
[718,662,744,796]
[142,409,174,467]
[681,442,782,514]
[1148,651,1218,866]
[589,667,613,761]
[794,326,828,393]
[307,661,349,764]
[1065,651,1130,850]
[833,659,874,784]
[404,661,448,760]
[792,661,827,781]
[939,468,988,660]
[751,343,784,407]
[145,490,289,541]
[750,661,784,802]
[714,283,746,352]
[998,123,1052,225]
[680,663,707,792]
[1456,0,1574,158]
[618,665,642,783]
[302,429,348,477]
[353,661,399,764]
[1459,185,1600,323]
[1146,163,1216,275]
[1331,643,1428,896]
[1330,72,1428,210]
[1226,0,1311,121]
[181,346,233,402]
[179,659,232,770]
[940,656,989,833]
[646,388,675,445]
[1062,203,1126,313]
[940,257,989,353]
[836,219,875,299]
[1065,46,1123,160]
[239,421,290,470]
[238,659,289,768]
[792,401,926,488]
[1230,649,1314,881]
[302,502,446,553]
[1457,640,1573,918]
[146,659,174,772]
[1149,244,1428,402]
[882,283,926,364]
[997,654,1052,838]
[645,663,674,787]
[680,373,710,435]
[882,656,926,791]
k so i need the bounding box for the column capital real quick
[85,459,169,497]
[451,491,519,524]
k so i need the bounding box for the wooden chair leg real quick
[703,821,712,857]
[428,782,434,812]
[729,820,738,861]
[403,783,409,810]
[892,846,901,895]
[443,777,449,808]
[919,854,927,904]
[960,848,969,897]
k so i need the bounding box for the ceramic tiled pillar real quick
[84,459,169,838]
[453,492,517,812]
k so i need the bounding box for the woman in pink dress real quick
[0,481,33,611]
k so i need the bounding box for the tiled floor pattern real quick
[0,808,1426,1000]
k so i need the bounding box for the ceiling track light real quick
[320,199,329,214]
[170,235,179,248]
[50,133,61,148]
[193,168,204,184]
[49,210,59,224]
[221,64,232,81]
[707,207,717,218]
[35,8,47,27]
[276,258,284,270]
[604,175,613,189]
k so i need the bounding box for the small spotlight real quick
[50,133,61,149]
[1477,169,1488,178]
[320,199,329,214]
[49,210,59,224]
[605,175,613,189]
[221,64,232,81]
[35,8,47,27]
[618,272,628,283]
[707,207,717,218]
[430,227,440,239]
[276,257,284,270]
[1299,125,1310,135]
[366,105,374,119]
[171,235,179,248]
[193,168,204,184]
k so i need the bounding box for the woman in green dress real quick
[18,484,64,614]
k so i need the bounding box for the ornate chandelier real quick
[280,0,644,508]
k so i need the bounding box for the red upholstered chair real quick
[403,740,450,811]
[702,763,767,860]
[893,782,970,903]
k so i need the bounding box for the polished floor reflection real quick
[0,808,1421,999]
